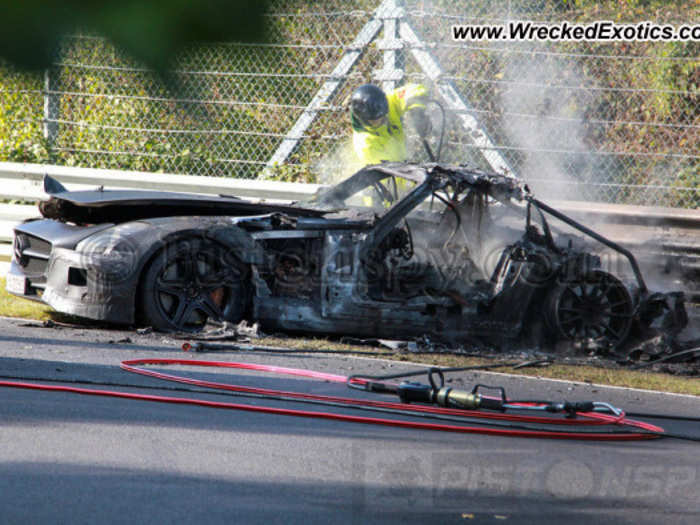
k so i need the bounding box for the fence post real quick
[377,0,403,92]
[43,68,59,154]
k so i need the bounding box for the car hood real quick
[38,176,325,224]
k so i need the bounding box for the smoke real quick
[501,52,592,202]
[312,139,363,186]
[499,50,693,302]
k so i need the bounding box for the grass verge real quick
[0,278,697,395]
[0,277,54,320]
[259,337,700,396]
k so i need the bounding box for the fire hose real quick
[3,357,697,442]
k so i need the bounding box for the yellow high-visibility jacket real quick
[352,83,428,166]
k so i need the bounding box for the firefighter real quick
[350,83,431,166]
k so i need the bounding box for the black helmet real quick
[350,84,388,126]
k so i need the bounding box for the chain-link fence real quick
[0,0,697,207]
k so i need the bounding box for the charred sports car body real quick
[7,163,686,349]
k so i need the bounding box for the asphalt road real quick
[0,317,698,525]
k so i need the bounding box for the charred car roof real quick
[307,162,527,212]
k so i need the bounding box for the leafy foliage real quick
[0,0,271,72]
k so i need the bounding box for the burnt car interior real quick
[251,163,686,348]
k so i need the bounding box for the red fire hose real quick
[0,357,668,441]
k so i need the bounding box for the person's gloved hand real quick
[409,109,432,138]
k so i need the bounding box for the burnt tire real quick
[544,270,634,348]
[139,238,249,332]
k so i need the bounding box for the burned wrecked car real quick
[7,163,686,348]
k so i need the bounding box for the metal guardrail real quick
[0,204,37,244]
[0,161,321,252]
[1,161,699,265]
[0,161,321,203]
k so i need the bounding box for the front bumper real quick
[7,247,137,325]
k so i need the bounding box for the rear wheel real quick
[139,238,248,332]
[545,270,634,348]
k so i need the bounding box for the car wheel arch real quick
[133,225,259,331]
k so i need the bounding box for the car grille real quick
[13,232,51,290]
